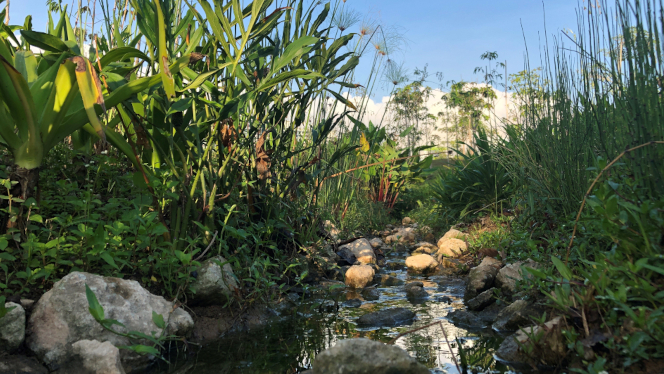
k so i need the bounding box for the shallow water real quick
[157,252,515,374]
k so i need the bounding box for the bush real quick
[431,129,515,221]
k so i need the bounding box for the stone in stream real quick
[27,272,194,372]
[338,239,376,265]
[344,265,375,289]
[361,288,381,301]
[465,260,500,301]
[405,254,438,273]
[411,242,438,255]
[406,285,428,299]
[356,307,416,327]
[0,302,25,354]
[369,237,385,249]
[466,288,496,311]
[58,340,126,374]
[437,228,467,247]
[375,274,404,287]
[386,262,406,271]
[311,338,429,374]
[437,238,467,259]
[190,255,239,306]
[0,356,48,374]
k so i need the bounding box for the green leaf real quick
[100,252,119,270]
[272,35,318,72]
[152,311,165,329]
[0,252,16,261]
[551,256,573,280]
[85,284,105,322]
[20,30,69,52]
[118,344,160,356]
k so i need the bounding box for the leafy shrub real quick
[431,129,514,221]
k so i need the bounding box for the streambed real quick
[158,252,515,374]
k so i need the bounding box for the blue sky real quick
[8,0,583,97]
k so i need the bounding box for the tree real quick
[389,80,434,150]
[441,81,496,150]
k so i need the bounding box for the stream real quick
[158,251,514,373]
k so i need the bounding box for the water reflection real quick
[157,259,514,374]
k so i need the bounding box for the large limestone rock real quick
[59,340,126,374]
[27,272,194,372]
[190,255,239,305]
[369,237,385,249]
[338,239,376,265]
[437,238,467,259]
[312,338,429,374]
[344,265,375,289]
[1,302,25,353]
[466,262,499,300]
[496,259,538,296]
[437,229,467,247]
[405,254,438,273]
[496,317,566,366]
[356,307,416,327]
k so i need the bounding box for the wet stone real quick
[356,307,416,327]
[343,299,362,308]
[361,288,380,301]
[406,286,428,299]
[466,288,496,311]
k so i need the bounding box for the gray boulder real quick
[312,338,429,374]
[27,272,193,372]
[190,256,239,305]
[0,302,25,353]
[492,300,531,332]
[466,288,496,311]
[338,239,376,265]
[406,285,428,299]
[375,274,404,287]
[361,288,381,301]
[466,263,499,300]
[357,307,416,327]
[58,340,126,374]
[496,260,538,296]
[369,238,385,249]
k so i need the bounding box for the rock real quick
[402,217,413,225]
[343,299,362,308]
[338,239,376,265]
[336,248,358,266]
[496,317,566,366]
[369,238,385,249]
[412,242,437,255]
[424,233,436,243]
[437,238,467,259]
[406,286,428,299]
[59,340,126,374]
[190,256,239,306]
[405,254,438,273]
[492,300,531,332]
[466,263,499,300]
[448,303,505,330]
[384,234,398,244]
[437,229,467,247]
[27,272,194,372]
[312,338,429,374]
[386,262,406,271]
[479,256,502,268]
[0,302,25,353]
[441,257,463,269]
[361,288,380,301]
[356,308,416,327]
[20,299,35,311]
[0,356,48,374]
[344,265,375,289]
[496,259,538,296]
[319,300,338,313]
[466,288,496,311]
[405,281,424,289]
[376,274,404,287]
